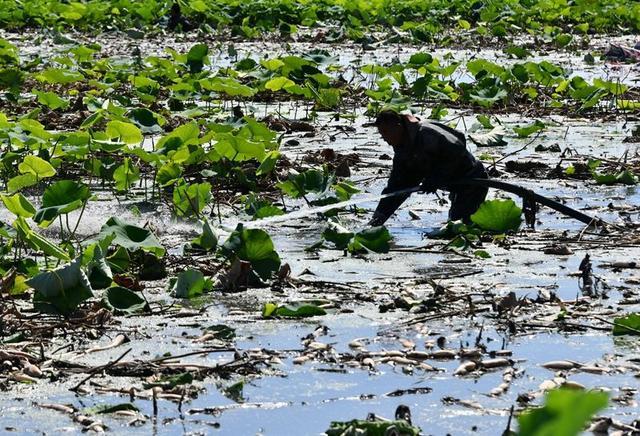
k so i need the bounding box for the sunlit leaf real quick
[191,219,218,251]
[348,226,393,253]
[34,180,90,227]
[106,120,143,145]
[221,225,281,281]
[19,155,56,178]
[513,120,545,138]
[98,217,165,258]
[1,193,36,218]
[469,126,507,147]
[186,43,208,73]
[7,173,37,193]
[113,158,140,192]
[171,269,209,298]
[612,313,640,335]
[470,199,522,233]
[172,180,211,218]
[14,217,70,261]
[33,90,69,110]
[262,303,326,318]
[517,388,608,436]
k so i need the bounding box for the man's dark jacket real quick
[372,120,485,223]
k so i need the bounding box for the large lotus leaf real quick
[348,227,393,253]
[1,193,36,218]
[513,120,546,138]
[468,78,509,107]
[172,180,211,218]
[517,388,608,436]
[92,138,126,153]
[167,143,205,166]
[238,117,278,145]
[19,119,52,140]
[333,181,360,201]
[466,59,506,77]
[7,173,37,193]
[594,78,628,96]
[265,76,295,91]
[113,158,140,192]
[98,217,165,258]
[262,303,326,318]
[0,220,16,239]
[128,146,163,165]
[322,223,354,250]
[326,419,421,436]
[191,219,217,251]
[104,286,148,314]
[612,313,640,335]
[277,169,332,198]
[28,258,93,316]
[18,155,56,178]
[107,246,130,273]
[221,226,281,281]
[106,120,142,145]
[171,269,209,298]
[36,68,83,85]
[244,195,284,220]
[408,52,433,66]
[186,43,208,73]
[468,126,508,147]
[128,108,164,134]
[34,90,69,110]
[156,162,182,187]
[256,151,280,176]
[201,77,256,97]
[34,180,90,227]
[593,170,638,186]
[213,133,266,162]
[155,122,200,152]
[470,199,522,233]
[132,75,160,94]
[0,68,24,90]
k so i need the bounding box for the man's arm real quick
[369,161,417,226]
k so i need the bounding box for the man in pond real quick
[368,110,488,226]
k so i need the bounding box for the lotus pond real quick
[1,2,640,435]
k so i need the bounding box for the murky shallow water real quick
[2,31,640,435]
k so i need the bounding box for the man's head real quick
[374,110,410,148]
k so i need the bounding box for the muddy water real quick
[1,32,640,435]
[2,114,639,434]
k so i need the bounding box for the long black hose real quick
[449,178,599,226]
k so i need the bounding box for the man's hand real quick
[368,211,387,227]
[419,177,439,193]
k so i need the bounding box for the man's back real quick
[393,120,476,188]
